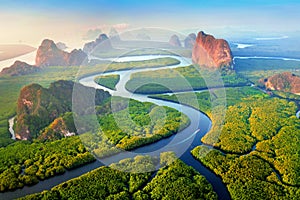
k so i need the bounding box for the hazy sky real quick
[1,0,300,47]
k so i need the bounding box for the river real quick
[79,55,231,199]
[1,54,231,200]
[233,56,300,62]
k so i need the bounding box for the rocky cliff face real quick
[36,39,87,67]
[169,35,182,47]
[15,80,110,140]
[260,72,300,94]
[36,39,69,66]
[184,33,196,48]
[83,34,112,53]
[192,31,233,69]
[39,112,76,140]
[0,61,39,76]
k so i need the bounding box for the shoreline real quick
[0,50,37,71]
[0,44,36,62]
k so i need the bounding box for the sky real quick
[0,0,300,47]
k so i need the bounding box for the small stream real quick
[8,117,15,140]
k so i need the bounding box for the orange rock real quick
[192,31,233,68]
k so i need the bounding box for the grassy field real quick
[104,57,180,72]
[94,74,120,90]
[234,58,300,83]
[126,65,249,94]
[92,45,192,58]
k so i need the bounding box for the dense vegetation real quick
[272,90,300,101]
[94,74,120,90]
[0,136,95,192]
[201,98,297,153]
[192,145,300,200]
[20,152,217,200]
[0,92,190,192]
[81,97,190,158]
[152,87,300,199]
[126,65,249,94]
[138,152,217,200]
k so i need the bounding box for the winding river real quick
[1,55,231,200]
[2,38,300,200]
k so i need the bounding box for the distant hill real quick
[0,61,39,76]
[260,72,300,94]
[184,33,196,48]
[83,34,113,54]
[109,27,121,42]
[15,80,110,140]
[1,39,87,76]
[169,34,182,47]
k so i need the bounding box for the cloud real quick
[112,23,130,30]
[91,23,130,32]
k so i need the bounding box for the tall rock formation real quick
[83,34,112,53]
[260,72,300,94]
[35,39,87,67]
[36,39,69,66]
[192,31,233,69]
[15,80,111,140]
[184,33,196,48]
[169,35,182,47]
